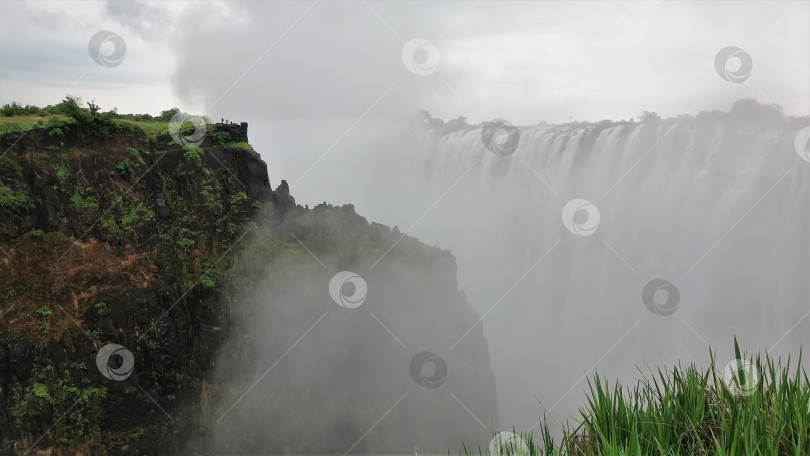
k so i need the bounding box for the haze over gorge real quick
[1,1,809,455]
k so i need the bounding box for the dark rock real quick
[0,120,496,455]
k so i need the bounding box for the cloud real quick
[0,0,182,113]
[103,0,172,40]
[163,1,809,125]
[4,1,807,122]
[169,1,434,120]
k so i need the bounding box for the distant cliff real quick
[0,120,497,455]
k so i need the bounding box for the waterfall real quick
[410,100,810,431]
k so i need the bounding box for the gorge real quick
[0,118,497,455]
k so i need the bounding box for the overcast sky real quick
[1,0,808,124]
[1,0,809,209]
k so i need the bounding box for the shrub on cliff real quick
[0,184,33,215]
[58,95,118,137]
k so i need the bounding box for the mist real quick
[408,102,809,432]
[168,0,809,449]
[2,0,809,453]
[204,207,497,454]
[201,99,809,453]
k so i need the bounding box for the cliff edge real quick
[0,120,496,455]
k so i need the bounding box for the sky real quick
[3,0,808,211]
[1,0,808,124]
[1,0,809,207]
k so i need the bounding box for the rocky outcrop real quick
[0,121,496,455]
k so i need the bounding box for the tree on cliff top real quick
[59,95,118,137]
[158,107,180,122]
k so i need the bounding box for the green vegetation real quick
[0,184,33,215]
[226,141,255,153]
[24,230,69,244]
[126,146,147,164]
[467,339,810,456]
[100,217,124,242]
[0,100,221,143]
[114,161,127,176]
[70,187,99,211]
[53,163,70,183]
[0,98,156,139]
[177,227,201,249]
[0,275,35,302]
[43,115,74,137]
[47,382,106,443]
[57,96,118,137]
[1,152,24,178]
[183,145,204,160]
[35,306,52,320]
[99,200,155,243]
[121,201,155,233]
[198,256,224,288]
[8,359,107,444]
[0,97,268,452]
[0,101,52,117]
[117,118,169,139]
[210,130,230,146]
[36,306,52,335]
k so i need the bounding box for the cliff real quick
[0,121,497,455]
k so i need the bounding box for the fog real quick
[204,209,497,454]
[169,1,809,451]
[409,103,809,432]
[204,100,810,454]
[2,0,809,453]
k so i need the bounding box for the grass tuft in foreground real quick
[467,338,810,455]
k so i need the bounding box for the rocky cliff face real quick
[0,121,496,455]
